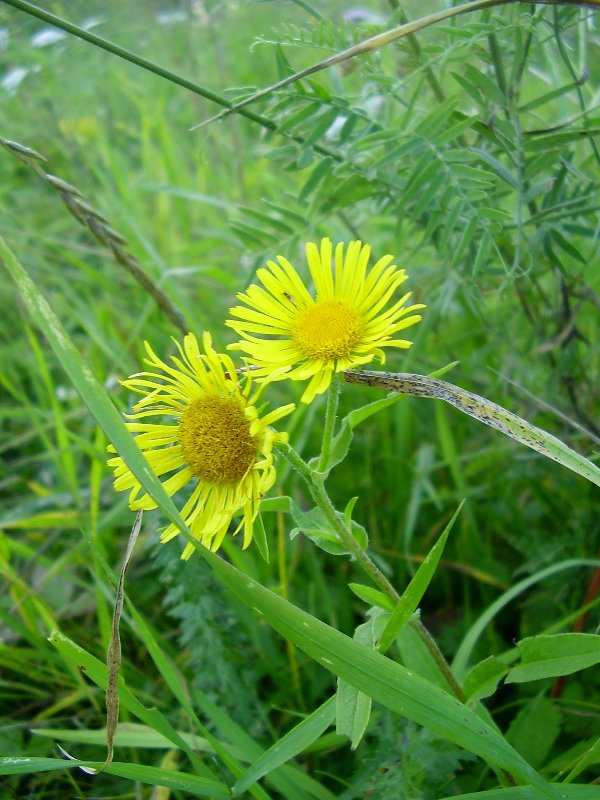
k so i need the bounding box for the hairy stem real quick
[317,378,341,473]
[279,442,466,701]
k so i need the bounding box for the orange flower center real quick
[293,300,362,360]
[178,396,256,484]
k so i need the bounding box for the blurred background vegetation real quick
[1,0,599,796]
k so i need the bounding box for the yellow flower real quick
[107,332,294,558]
[226,238,425,403]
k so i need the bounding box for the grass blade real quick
[0,235,187,533]
[378,502,463,654]
[204,550,560,798]
[233,698,336,796]
[453,560,600,679]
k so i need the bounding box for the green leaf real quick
[525,128,600,151]
[550,229,587,264]
[297,146,315,169]
[395,622,449,690]
[506,695,561,770]
[232,698,336,796]
[253,514,270,563]
[299,156,334,201]
[259,496,292,514]
[47,632,210,775]
[289,501,367,555]
[0,236,187,535]
[506,633,600,684]
[377,502,463,654]
[123,601,288,799]
[326,395,405,471]
[31,724,209,750]
[463,657,510,702]
[0,757,229,797]
[277,100,320,134]
[440,786,600,800]
[564,735,600,783]
[519,81,586,113]
[336,678,371,750]
[453,560,600,679]
[274,43,294,79]
[336,621,375,749]
[343,496,359,527]
[203,551,559,798]
[348,583,396,612]
[0,757,89,775]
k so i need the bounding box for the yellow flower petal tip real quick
[226,238,424,403]
[107,332,293,556]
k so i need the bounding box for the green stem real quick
[282,443,400,600]
[0,0,342,161]
[412,619,467,702]
[316,378,341,474]
[279,442,466,702]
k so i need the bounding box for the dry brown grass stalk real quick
[0,136,187,333]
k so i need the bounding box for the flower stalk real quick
[316,378,341,474]
[279,441,466,702]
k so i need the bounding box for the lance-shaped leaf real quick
[203,550,560,798]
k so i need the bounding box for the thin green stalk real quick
[386,0,447,104]
[281,442,400,599]
[279,442,466,701]
[412,619,467,702]
[0,0,342,160]
[316,379,340,474]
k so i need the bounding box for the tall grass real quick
[1,0,599,797]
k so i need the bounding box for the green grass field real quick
[1,1,599,797]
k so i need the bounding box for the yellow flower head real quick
[107,332,294,558]
[226,238,425,403]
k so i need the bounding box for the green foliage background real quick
[0,0,599,797]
